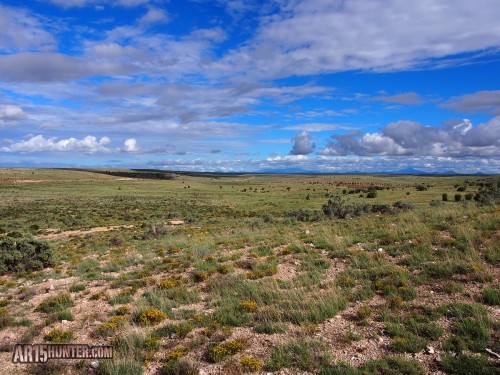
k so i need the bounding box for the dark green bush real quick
[0,236,54,275]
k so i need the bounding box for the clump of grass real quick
[481,285,499,305]
[441,354,496,375]
[44,328,75,343]
[56,310,73,321]
[97,360,143,375]
[443,317,491,353]
[390,334,427,353]
[192,270,209,282]
[319,356,426,375]
[0,307,13,328]
[69,284,85,293]
[265,339,330,372]
[163,346,198,375]
[37,293,74,313]
[355,306,372,321]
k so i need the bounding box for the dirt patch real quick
[13,179,44,183]
[36,225,134,240]
[274,261,299,281]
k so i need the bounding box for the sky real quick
[1,0,500,173]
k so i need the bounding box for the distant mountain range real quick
[259,167,486,175]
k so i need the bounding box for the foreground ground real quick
[0,168,498,375]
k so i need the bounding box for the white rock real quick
[426,346,435,354]
[61,320,69,324]
[89,361,99,369]
[377,248,384,252]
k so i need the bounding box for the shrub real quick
[442,193,448,201]
[206,340,244,362]
[240,356,261,372]
[239,300,258,312]
[0,237,54,275]
[44,328,75,343]
[474,179,500,204]
[137,309,167,326]
[455,194,462,202]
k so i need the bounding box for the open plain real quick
[0,168,498,375]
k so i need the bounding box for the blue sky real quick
[1,0,500,173]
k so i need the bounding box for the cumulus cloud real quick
[1,135,112,153]
[441,90,500,114]
[290,131,315,155]
[0,105,25,124]
[319,117,500,157]
[123,138,138,152]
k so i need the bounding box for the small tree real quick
[454,194,462,202]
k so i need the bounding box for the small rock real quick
[61,320,69,324]
[305,230,310,234]
[435,355,442,362]
[378,337,384,343]
[377,247,384,252]
[89,361,99,369]
[199,370,208,375]
[426,346,435,354]
[334,315,342,319]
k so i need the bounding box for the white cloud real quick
[215,0,500,78]
[0,105,25,124]
[138,8,170,26]
[123,138,139,152]
[0,5,55,53]
[319,117,500,157]
[1,135,112,153]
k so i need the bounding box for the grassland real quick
[0,168,498,375]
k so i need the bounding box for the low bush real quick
[0,236,54,275]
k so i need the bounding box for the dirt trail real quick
[36,225,134,240]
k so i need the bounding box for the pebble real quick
[426,346,435,354]
[61,320,69,324]
[377,248,384,252]
[89,361,99,369]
